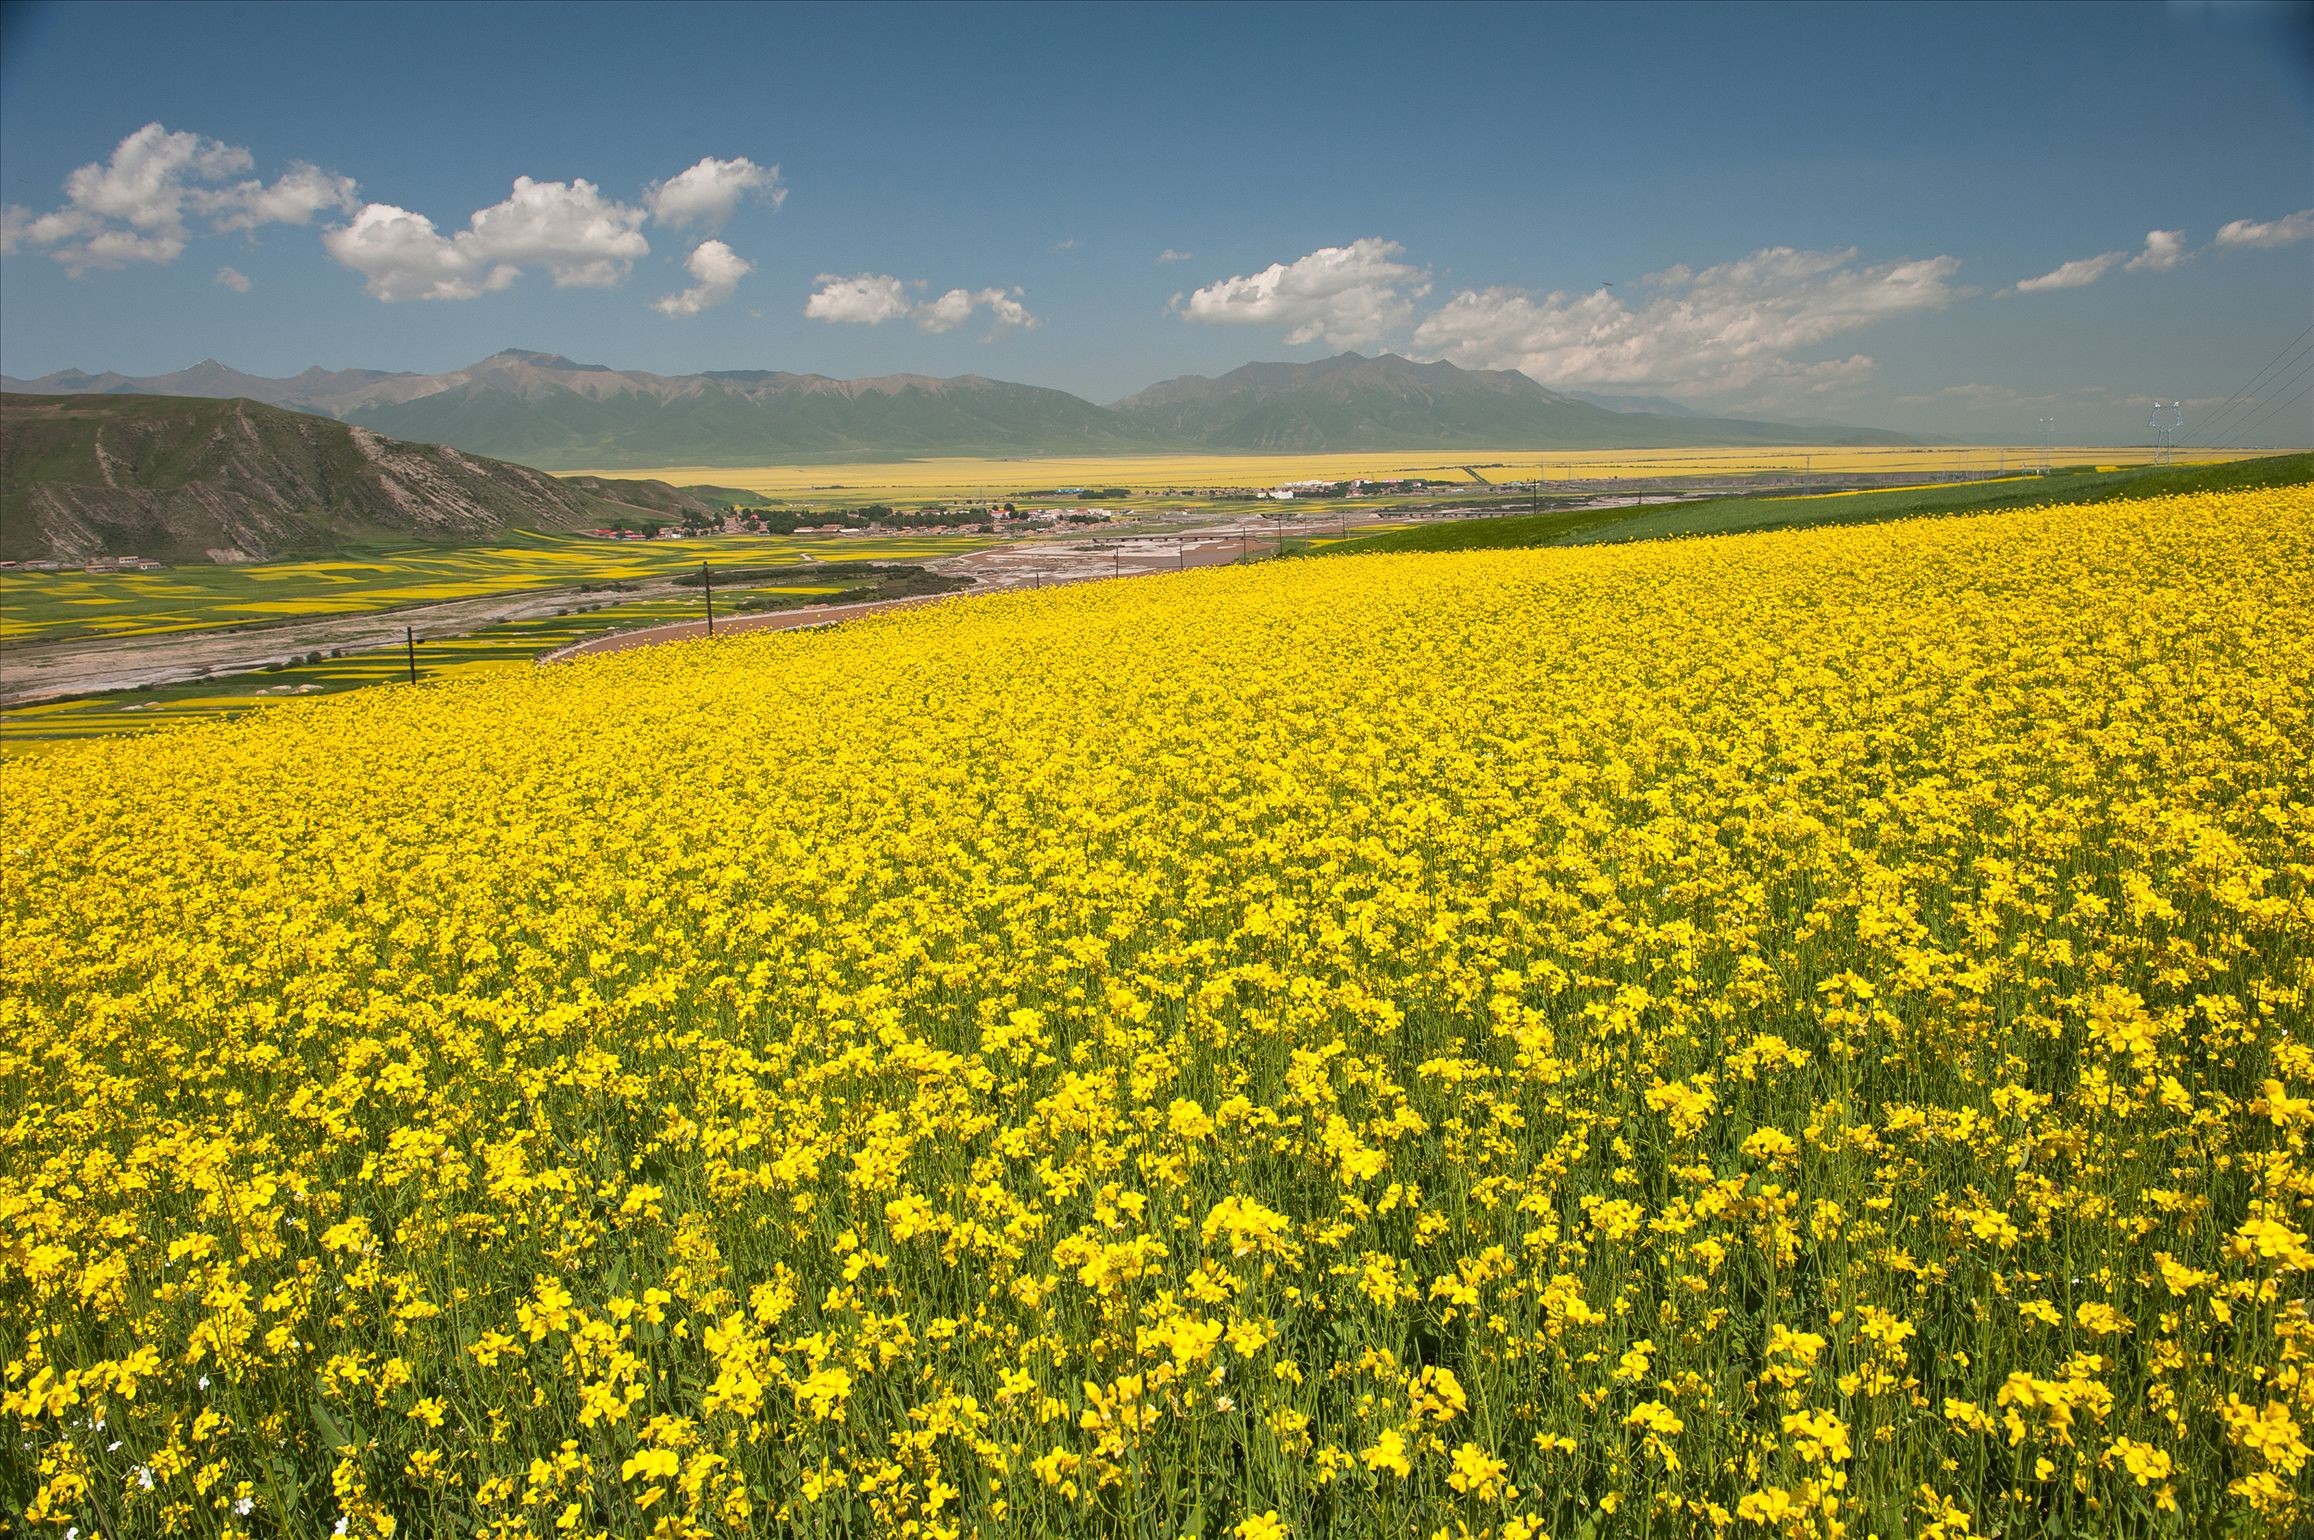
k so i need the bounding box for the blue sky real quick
[1,0,2309,443]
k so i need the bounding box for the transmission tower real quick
[2148,401,2183,466]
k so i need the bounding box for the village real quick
[580,475,1478,542]
[0,554,166,573]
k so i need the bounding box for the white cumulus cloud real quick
[2215,208,2314,249]
[977,289,1036,331]
[323,204,516,302]
[646,155,783,228]
[654,239,752,316]
[805,273,1036,335]
[916,287,979,333]
[323,176,649,301]
[1410,245,1959,398]
[2125,229,2188,272]
[2011,251,2125,293]
[199,161,359,234]
[918,286,1036,334]
[214,265,251,292]
[1182,238,1429,349]
[804,272,914,325]
[0,121,356,274]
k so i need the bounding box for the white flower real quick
[197,1375,211,1391]
[334,1519,350,1537]
[136,1465,154,1489]
[235,1497,255,1516]
[107,1440,121,1452]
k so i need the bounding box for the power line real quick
[2210,372,2314,451]
[2212,383,2311,451]
[2202,356,2314,453]
[2186,320,2311,435]
[2188,342,2312,448]
[2180,323,2314,446]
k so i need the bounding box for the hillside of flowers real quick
[4,486,2311,1538]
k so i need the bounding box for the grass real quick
[1315,452,2314,557]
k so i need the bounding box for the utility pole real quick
[405,627,417,685]
[2147,402,2181,466]
[702,561,714,635]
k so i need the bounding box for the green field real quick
[1314,453,2314,557]
[0,529,986,646]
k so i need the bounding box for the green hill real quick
[1316,453,2314,557]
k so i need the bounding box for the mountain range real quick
[3,350,1917,469]
[1108,354,1906,452]
[0,393,727,564]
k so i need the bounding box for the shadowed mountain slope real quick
[1,393,726,563]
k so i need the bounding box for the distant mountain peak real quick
[1113,352,1912,453]
[485,349,602,371]
[4,350,1917,467]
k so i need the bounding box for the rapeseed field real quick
[3,487,2310,1538]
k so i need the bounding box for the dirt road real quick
[546,533,1264,661]
[0,507,1515,703]
[0,578,730,708]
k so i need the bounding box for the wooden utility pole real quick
[702,562,715,635]
[405,627,417,685]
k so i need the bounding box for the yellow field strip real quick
[566,446,2271,500]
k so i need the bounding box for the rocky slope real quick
[0,393,726,563]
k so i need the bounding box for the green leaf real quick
[311,1397,352,1452]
